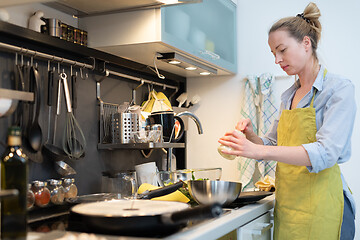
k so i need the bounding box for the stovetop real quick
[28,203,246,238]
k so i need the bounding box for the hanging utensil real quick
[68,68,85,158]
[46,62,54,142]
[61,72,86,159]
[26,63,43,154]
[42,69,75,177]
[54,160,76,176]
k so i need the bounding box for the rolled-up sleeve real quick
[303,81,356,173]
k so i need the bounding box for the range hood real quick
[44,0,201,17]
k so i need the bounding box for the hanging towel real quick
[238,74,277,190]
[257,73,277,179]
[238,75,258,190]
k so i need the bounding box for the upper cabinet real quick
[79,0,237,77]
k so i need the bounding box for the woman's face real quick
[268,30,310,75]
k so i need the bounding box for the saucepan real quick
[187,180,242,206]
[69,200,222,237]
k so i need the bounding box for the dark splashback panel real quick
[0,51,184,195]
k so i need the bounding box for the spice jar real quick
[62,178,78,199]
[27,183,35,210]
[31,181,51,208]
[47,179,65,205]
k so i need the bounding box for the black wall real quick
[0,49,185,195]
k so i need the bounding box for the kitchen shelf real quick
[0,20,185,84]
[0,88,34,102]
[97,142,185,150]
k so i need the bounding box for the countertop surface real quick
[28,195,275,240]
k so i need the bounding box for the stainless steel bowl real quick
[188,180,242,206]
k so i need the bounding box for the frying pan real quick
[187,180,242,206]
[69,200,222,237]
[233,191,273,204]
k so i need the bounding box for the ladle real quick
[27,66,43,153]
[55,160,76,176]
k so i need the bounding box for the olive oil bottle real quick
[1,126,28,240]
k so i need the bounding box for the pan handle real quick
[139,182,183,199]
[162,203,222,225]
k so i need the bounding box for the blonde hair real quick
[269,2,322,59]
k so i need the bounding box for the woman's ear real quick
[303,36,312,51]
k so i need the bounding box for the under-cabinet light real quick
[169,60,181,65]
[200,72,211,75]
[158,0,179,4]
[186,66,197,71]
[157,52,217,75]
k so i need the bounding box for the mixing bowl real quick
[188,180,242,206]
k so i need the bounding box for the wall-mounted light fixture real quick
[157,52,217,75]
[157,0,203,5]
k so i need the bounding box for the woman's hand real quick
[236,118,254,135]
[218,130,262,160]
[235,119,264,145]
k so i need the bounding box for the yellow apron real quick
[274,70,344,240]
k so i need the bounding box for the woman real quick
[219,2,356,240]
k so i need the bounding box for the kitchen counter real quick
[28,195,275,240]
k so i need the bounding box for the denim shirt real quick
[261,65,356,213]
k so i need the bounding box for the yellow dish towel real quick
[255,175,275,192]
[138,183,190,203]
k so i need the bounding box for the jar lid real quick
[47,179,61,186]
[62,178,75,184]
[32,180,45,187]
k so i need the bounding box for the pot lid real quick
[71,199,189,217]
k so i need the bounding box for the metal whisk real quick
[60,72,86,159]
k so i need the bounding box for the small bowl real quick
[158,168,222,185]
[131,130,162,143]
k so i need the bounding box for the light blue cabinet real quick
[81,0,237,76]
[161,0,237,73]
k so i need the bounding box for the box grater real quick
[111,113,139,143]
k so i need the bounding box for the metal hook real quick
[70,65,73,76]
[48,60,51,71]
[169,87,179,101]
[163,84,166,90]
[30,56,34,66]
[89,57,96,71]
[79,67,84,80]
[58,62,61,73]
[134,79,144,90]
[97,70,109,83]
[15,53,18,66]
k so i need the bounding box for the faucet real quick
[176,111,203,134]
[165,111,203,172]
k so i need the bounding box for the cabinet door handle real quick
[244,222,273,236]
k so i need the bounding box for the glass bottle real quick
[27,183,35,210]
[1,126,28,240]
[31,181,51,208]
[62,178,78,200]
[46,179,65,205]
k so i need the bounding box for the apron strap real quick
[310,68,328,108]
